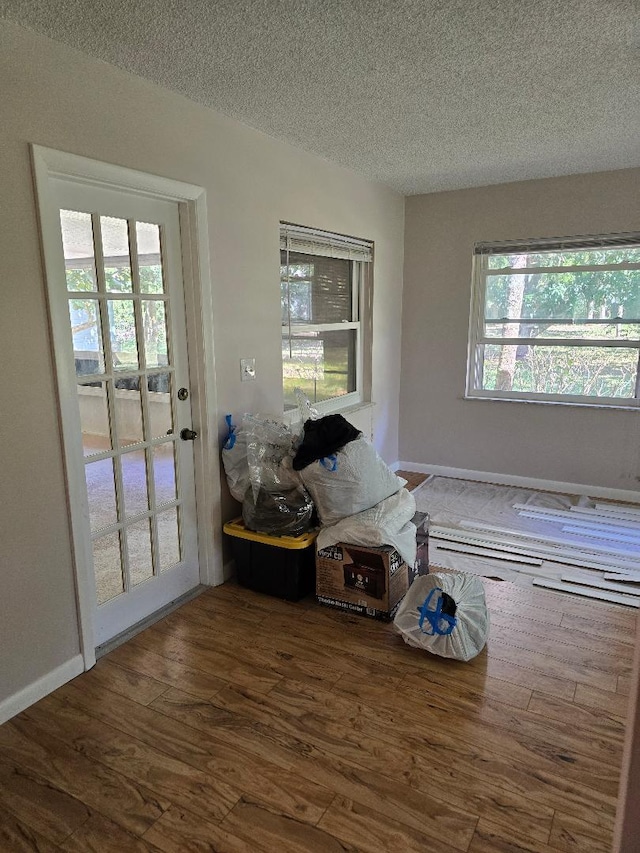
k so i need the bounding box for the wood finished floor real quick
[396,470,428,492]
[1,578,637,852]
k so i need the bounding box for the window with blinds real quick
[280,224,372,411]
[467,233,640,407]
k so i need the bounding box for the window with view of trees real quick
[280,224,372,412]
[467,235,640,407]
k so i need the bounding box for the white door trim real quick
[31,145,222,671]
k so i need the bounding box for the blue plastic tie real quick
[319,454,338,472]
[417,587,457,636]
[223,413,236,450]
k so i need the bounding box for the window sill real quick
[283,400,375,439]
[464,393,640,411]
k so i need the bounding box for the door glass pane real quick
[137,222,164,294]
[143,300,168,368]
[153,443,177,505]
[108,299,139,371]
[114,377,143,447]
[121,449,149,517]
[60,210,97,292]
[69,299,104,375]
[101,216,132,293]
[85,458,117,531]
[78,382,111,456]
[127,519,153,586]
[158,508,181,571]
[147,373,173,438]
[93,531,124,604]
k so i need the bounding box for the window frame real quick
[280,224,372,415]
[466,235,640,410]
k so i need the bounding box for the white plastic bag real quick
[300,436,405,526]
[289,387,320,438]
[221,415,250,501]
[242,413,314,536]
[316,488,418,566]
[244,414,296,499]
[393,571,489,661]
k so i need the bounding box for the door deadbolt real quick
[180,427,198,441]
[178,387,189,401]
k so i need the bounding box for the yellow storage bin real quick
[223,518,318,601]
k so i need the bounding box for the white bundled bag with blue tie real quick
[299,436,404,526]
[393,571,489,661]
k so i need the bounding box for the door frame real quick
[31,145,222,670]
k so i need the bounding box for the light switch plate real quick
[240,357,256,381]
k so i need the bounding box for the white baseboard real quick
[394,461,640,505]
[0,654,84,725]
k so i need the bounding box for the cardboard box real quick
[316,542,409,620]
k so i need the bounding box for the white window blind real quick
[280,224,373,262]
[475,232,640,256]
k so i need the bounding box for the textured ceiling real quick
[2,0,640,194]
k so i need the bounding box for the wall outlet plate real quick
[240,357,256,381]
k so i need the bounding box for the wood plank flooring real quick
[396,470,428,492]
[0,578,636,852]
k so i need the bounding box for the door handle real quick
[180,427,198,441]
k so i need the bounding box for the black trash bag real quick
[242,484,315,537]
[241,413,316,536]
[292,414,361,471]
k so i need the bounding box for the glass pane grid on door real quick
[61,208,184,605]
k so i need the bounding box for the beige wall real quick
[0,21,404,705]
[400,170,640,492]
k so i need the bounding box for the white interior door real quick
[50,179,200,646]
